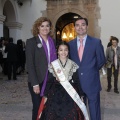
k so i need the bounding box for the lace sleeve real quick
[68,61,79,80]
[48,64,56,78]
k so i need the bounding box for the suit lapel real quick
[35,36,48,63]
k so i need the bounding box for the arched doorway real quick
[2,0,22,43]
[56,12,81,44]
[45,0,100,43]
[3,0,16,40]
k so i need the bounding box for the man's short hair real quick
[111,37,119,43]
[74,17,88,26]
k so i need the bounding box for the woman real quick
[26,17,57,120]
[38,41,89,120]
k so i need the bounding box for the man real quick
[106,37,120,94]
[5,38,18,80]
[69,18,105,120]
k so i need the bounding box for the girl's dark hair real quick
[57,41,70,53]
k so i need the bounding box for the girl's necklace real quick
[59,58,68,70]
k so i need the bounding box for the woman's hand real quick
[33,85,40,94]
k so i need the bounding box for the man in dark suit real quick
[69,18,105,120]
[5,38,18,80]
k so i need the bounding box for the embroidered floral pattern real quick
[68,61,79,80]
[48,65,56,78]
[48,59,79,81]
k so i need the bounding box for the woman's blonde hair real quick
[32,17,52,36]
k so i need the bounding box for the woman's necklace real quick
[59,58,68,70]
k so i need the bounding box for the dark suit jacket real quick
[5,42,18,62]
[26,36,48,86]
[69,35,106,95]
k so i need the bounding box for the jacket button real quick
[81,73,83,75]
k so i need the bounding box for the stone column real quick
[5,22,23,43]
[0,15,6,37]
[86,4,96,36]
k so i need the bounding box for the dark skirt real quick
[40,82,84,120]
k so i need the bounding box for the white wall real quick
[20,0,120,49]
[1,0,120,49]
[99,0,120,51]
[19,0,47,42]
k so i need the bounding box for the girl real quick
[38,41,89,120]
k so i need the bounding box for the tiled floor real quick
[0,72,120,120]
[0,72,32,120]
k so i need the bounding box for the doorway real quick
[56,12,81,44]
